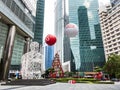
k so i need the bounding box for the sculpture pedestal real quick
[1,79,56,86]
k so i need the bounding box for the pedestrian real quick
[15,70,19,79]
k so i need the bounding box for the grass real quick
[52,78,114,84]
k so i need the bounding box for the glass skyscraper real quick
[54,0,64,62]
[54,0,75,71]
[68,0,105,71]
[68,0,81,70]
[34,0,44,44]
[54,0,105,72]
[69,0,105,71]
[78,6,105,71]
[45,46,54,70]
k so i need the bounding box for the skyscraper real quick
[99,2,120,61]
[45,46,54,70]
[68,0,81,70]
[34,0,45,44]
[54,0,65,63]
[0,0,36,80]
[110,0,120,7]
[75,0,105,71]
[54,0,74,72]
[54,0,105,72]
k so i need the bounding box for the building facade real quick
[78,5,105,71]
[21,0,37,16]
[69,0,105,71]
[110,0,120,7]
[99,2,120,60]
[54,0,74,72]
[54,0,65,63]
[54,0,105,72]
[0,0,36,80]
[34,0,45,44]
[68,0,82,70]
[45,46,54,70]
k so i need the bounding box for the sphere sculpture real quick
[45,34,57,46]
[65,23,78,37]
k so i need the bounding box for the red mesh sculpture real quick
[50,53,64,78]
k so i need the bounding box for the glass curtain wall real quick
[77,0,105,71]
[10,34,25,70]
[69,0,105,71]
[0,21,9,73]
[34,0,45,44]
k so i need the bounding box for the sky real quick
[43,0,56,39]
[43,0,110,39]
[99,0,110,4]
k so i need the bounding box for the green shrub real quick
[53,78,114,84]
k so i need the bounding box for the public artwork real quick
[65,23,78,37]
[50,53,64,78]
[21,42,43,79]
[45,34,57,46]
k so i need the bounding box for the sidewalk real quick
[0,83,120,90]
[114,81,120,84]
[0,81,6,85]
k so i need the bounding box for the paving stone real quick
[0,83,120,90]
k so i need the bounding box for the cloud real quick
[88,11,93,19]
[84,0,90,8]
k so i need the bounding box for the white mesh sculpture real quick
[21,42,43,79]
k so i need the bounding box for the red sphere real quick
[45,34,57,46]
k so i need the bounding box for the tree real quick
[64,71,74,77]
[94,66,102,72]
[116,73,120,79]
[103,54,120,78]
[41,68,54,78]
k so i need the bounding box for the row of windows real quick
[104,37,120,44]
[103,27,120,38]
[1,0,34,31]
[104,29,120,41]
[103,28,120,35]
[106,47,120,54]
[100,6,120,28]
[109,3,120,13]
[105,41,120,48]
[0,21,8,62]
[106,52,119,57]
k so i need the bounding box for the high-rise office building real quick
[99,2,120,60]
[34,0,45,44]
[68,0,82,70]
[110,0,120,7]
[45,46,54,70]
[78,6,105,71]
[68,0,105,71]
[54,0,65,63]
[55,0,105,72]
[22,0,37,16]
[54,0,74,72]
[0,0,36,80]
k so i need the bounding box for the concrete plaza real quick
[0,83,120,90]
